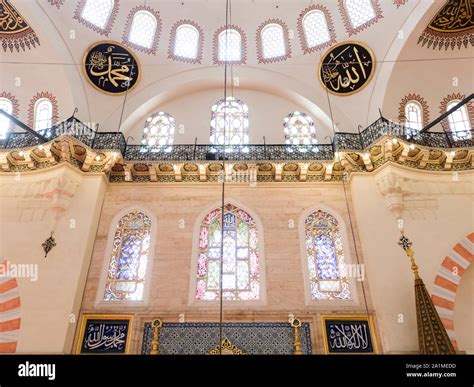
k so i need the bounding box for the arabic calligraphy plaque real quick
[318,41,375,96]
[323,317,376,354]
[83,41,141,95]
[77,315,132,354]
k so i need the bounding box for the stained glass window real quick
[344,0,376,29]
[284,111,317,145]
[218,29,242,63]
[0,98,13,139]
[261,23,286,59]
[302,10,331,48]
[103,210,152,302]
[404,101,423,131]
[34,98,53,131]
[142,112,175,147]
[196,204,260,301]
[210,97,249,145]
[446,101,471,140]
[128,10,157,49]
[174,24,199,60]
[305,210,351,300]
[80,0,114,29]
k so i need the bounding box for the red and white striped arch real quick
[431,232,473,350]
[0,264,21,353]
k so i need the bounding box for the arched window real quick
[210,97,249,145]
[170,22,203,63]
[404,101,423,131]
[128,11,157,49]
[217,28,242,64]
[0,98,13,139]
[257,20,291,63]
[304,210,351,300]
[141,112,175,147]
[446,101,471,140]
[74,0,118,35]
[122,6,161,54]
[284,111,317,145]
[195,203,260,301]
[339,0,382,35]
[103,210,152,302]
[302,9,331,49]
[34,98,53,131]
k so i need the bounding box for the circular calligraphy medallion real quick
[83,41,141,95]
[318,41,375,96]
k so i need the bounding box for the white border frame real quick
[188,198,267,308]
[298,204,359,307]
[95,205,157,308]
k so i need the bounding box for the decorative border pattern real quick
[256,19,292,64]
[393,0,408,7]
[398,93,430,127]
[168,20,204,64]
[431,232,473,350]
[212,24,247,65]
[0,92,20,131]
[338,0,383,36]
[439,92,474,131]
[121,5,162,56]
[0,265,21,353]
[73,0,120,37]
[47,0,65,8]
[27,92,59,129]
[297,4,337,54]
[141,322,312,355]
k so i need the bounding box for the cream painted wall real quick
[0,165,107,353]
[454,265,474,354]
[350,164,474,353]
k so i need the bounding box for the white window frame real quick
[128,10,158,49]
[34,98,53,131]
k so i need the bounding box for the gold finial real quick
[398,233,420,279]
[150,319,162,355]
[290,318,303,355]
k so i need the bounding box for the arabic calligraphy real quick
[0,0,40,52]
[80,319,130,353]
[428,0,474,33]
[324,319,374,353]
[83,41,141,95]
[319,41,375,96]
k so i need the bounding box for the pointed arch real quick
[122,5,161,55]
[299,205,359,305]
[168,20,204,64]
[189,200,267,305]
[96,206,157,306]
[297,4,336,54]
[73,0,119,36]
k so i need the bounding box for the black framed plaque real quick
[321,315,378,354]
[318,41,375,96]
[76,314,133,354]
[83,41,141,95]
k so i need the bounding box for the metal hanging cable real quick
[218,0,232,355]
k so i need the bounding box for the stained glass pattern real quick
[210,97,249,145]
[174,24,199,60]
[218,29,242,63]
[283,111,317,145]
[104,210,152,302]
[196,204,260,301]
[142,112,175,147]
[305,210,350,300]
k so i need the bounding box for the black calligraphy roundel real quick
[318,41,375,96]
[83,41,141,95]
